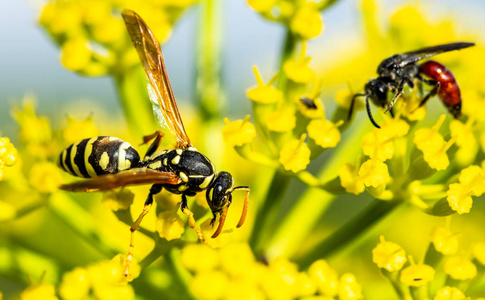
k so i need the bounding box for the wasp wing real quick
[60,168,180,192]
[121,9,191,149]
[397,42,475,67]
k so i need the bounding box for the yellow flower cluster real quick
[181,243,362,300]
[247,0,324,40]
[38,0,199,76]
[58,255,139,300]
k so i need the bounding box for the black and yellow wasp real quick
[58,9,250,275]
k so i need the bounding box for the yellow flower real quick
[443,256,477,280]
[29,161,63,193]
[222,115,257,147]
[336,89,361,111]
[431,227,460,255]
[414,115,452,170]
[220,243,256,278]
[400,258,435,287]
[434,286,468,300]
[447,183,473,214]
[307,119,342,149]
[293,272,317,297]
[297,96,325,119]
[12,98,52,144]
[247,66,282,104]
[338,273,362,300]
[0,137,19,180]
[472,242,485,265]
[191,270,229,300]
[458,165,485,196]
[290,3,323,40]
[247,0,277,13]
[102,189,134,211]
[372,236,407,272]
[155,210,185,241]
[20,283,59,300]
[361,131,394,162]
[63,115,99,144]
[181,244,220,272]
[338,163,365,195]
[284,43,315,83]
[266,109,297,132]
[60,38,93,72]
[59,267,91,300]
[307,259,339,297]
[279,134,311,173]
[358,158,389,188]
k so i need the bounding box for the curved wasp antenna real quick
[212,203,230,239]
[366,96,381,129]
[210,186,250,239]
[348,93,367,121]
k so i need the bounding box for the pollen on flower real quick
[372,236,407,272]
[443,256,477,280]
[155,210,185,241]
[358,158,389,188]
[289,3,324,40]
[102,189,134,211]
[63,115,99,144]
[0,137,18,181]
[29,161,63,194]
[400,257,435,287]
[283,43,315,83]
[434,286,468,300]
[338,163,365,195]
[307,259,339,297]
[266,109,297,132]
[247,66,282,104]
[279,134,311,173]
[222,115,257,147]
[431,227,460,255]
[307,119,342,149]
[338,273,362,300]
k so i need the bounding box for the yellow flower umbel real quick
[222,115,257,147]
[289,2,324,40]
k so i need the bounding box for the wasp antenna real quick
[348,93,366,121]
[234,187,250,228]
[366,96,381,128]
[212,204,230,238]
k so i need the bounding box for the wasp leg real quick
[142,130,165,160]
[415,75,440,109]
[124,184,162,277]
[385,79,406,113]
[348,93,367,121]
[366,96,381,129]
[180,194,206,244]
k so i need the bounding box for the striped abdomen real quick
[419,60,462,118]
[58,136,141,178]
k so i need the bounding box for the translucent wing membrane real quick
[121,9,191,149]
[59,168,180,192]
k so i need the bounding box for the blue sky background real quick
[0,0,484,136]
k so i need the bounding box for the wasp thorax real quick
[206,171,234,212]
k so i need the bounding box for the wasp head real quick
[365,79,389,108]
[206,171,250,238]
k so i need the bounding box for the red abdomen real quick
[419,60,461,108]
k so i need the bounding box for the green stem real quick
[277,30,296,94]
[139,239,185,269]
[297,199,400,268]
[249,170,291,255]
[114,70,155,136]
[196,0,223,123]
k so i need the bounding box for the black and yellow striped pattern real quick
[58,136,141,178]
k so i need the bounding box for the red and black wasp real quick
[348,42,475,128]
